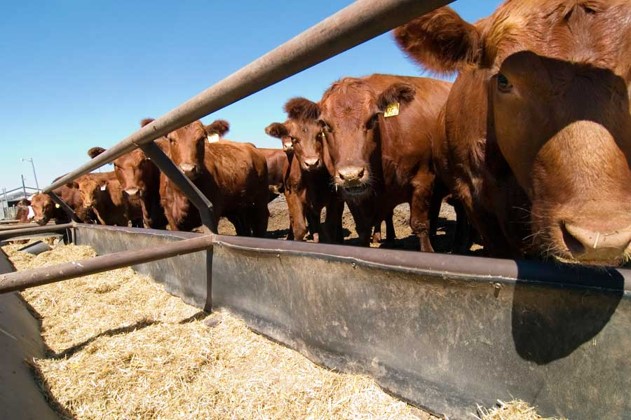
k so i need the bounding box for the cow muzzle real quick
[560,222,631,266]
[125,188,140,196]
[336,166,370,197]
[302,157,321,171]
[179,163,199,179]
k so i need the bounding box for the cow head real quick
[90,119,161,198]
[30,193,55,225]
[205,119,230,143]
[317,78,416,199]
[395,1,631,265]
[166,121,206,180]
[77,176,107,209]
[266,98,328,172]
[113,149,157,197]
[265,123,294,153]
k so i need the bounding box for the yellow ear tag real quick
[383,102,400,118]
[207,133,220,143]
[55,204,60,209]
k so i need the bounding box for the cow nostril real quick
[561,224,586,255]
[338,166,366,182]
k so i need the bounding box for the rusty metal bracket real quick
[140,142,216,232]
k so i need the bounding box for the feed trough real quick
[2,223,629,419]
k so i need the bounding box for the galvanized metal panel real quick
[209,238,631,419]
[0,249,60,420]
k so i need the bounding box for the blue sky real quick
[0,1,501,191]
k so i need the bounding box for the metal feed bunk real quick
[0,1,629,418]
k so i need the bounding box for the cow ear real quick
[284,97,320,121]
[205,119,230,137]
[377,83,416,116]
[265,122,288,139]
[393,6,482,74]
[140,118,154,127]
[88,147,107,159]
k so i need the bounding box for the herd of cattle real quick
[23,1,631,267]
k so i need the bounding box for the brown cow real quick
[266,98,345,243]
[30,175,95,225]
[14,199,30,223]
[160,120,269,235]
[30,194,66,225]
[76,172,134,226]
[395,1,631,266]
[88,119,169,230]
[256,148,287,201]
[289,74,451,251]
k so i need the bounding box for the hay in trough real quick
[3,243,437,419]
[475,399,565,420]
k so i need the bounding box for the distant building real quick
[1,186,39,220]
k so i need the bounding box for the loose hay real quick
[476,399,564,420]
[2,242,555,419]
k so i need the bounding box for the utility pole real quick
[21,175,27,198]
[2,188,6,219]
[21,157,40,191]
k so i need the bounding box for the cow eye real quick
[497,73,513,93]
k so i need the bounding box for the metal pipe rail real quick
[0,223,38,232]
[0,234,214,294]
[44,0,452,193]
[0,223,73,241]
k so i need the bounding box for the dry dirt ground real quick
[218,194,464,253]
